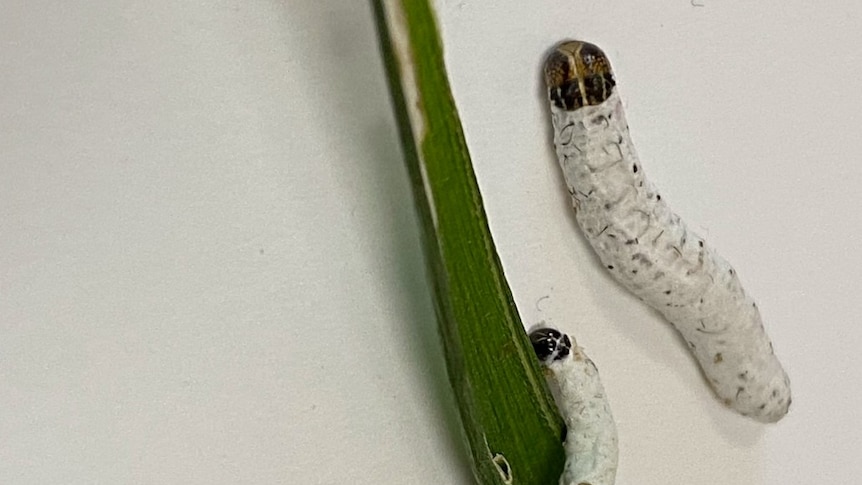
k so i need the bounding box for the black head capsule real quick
[544,40,616,111]
[529,328,572,363]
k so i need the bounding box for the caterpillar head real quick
[544,40,616,111]
[529,327,572,364]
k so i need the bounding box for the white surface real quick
[1,1,860,484]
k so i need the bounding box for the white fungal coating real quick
[530,327,618,485]
[544,40,791,422]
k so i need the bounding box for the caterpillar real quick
[530,327,619,485]
[542,40,791,423]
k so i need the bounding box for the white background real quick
[1,1,860,483]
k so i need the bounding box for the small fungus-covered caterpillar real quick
[542,40,791,423]
[530,327,619,485]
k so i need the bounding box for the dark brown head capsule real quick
[544,40,616,111]
[529,327,572,363]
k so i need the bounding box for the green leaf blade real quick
[371,2,566,484]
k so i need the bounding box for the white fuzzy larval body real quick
[548,339,618,485]
[549,88,791,422]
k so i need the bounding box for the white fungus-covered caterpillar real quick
[542,40,791,423]
[530,327,618,485]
